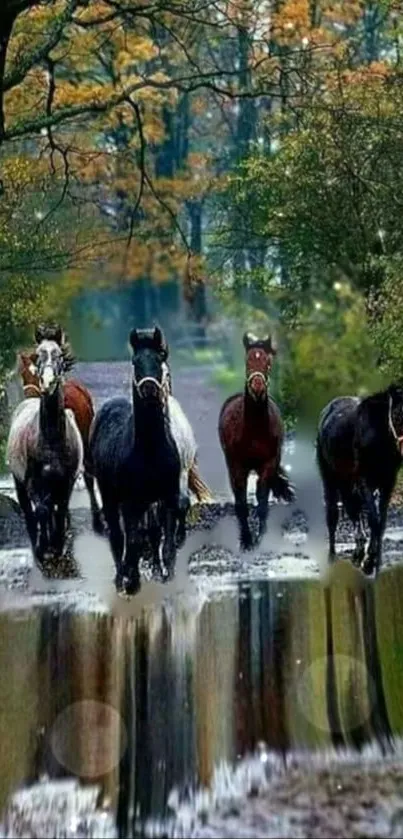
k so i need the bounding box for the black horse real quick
[89,327,181,594]
[316,384,403,574]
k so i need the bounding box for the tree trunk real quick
[0,11,15,142]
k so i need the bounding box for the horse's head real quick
[17,351,40,395]
[35,339,64,394]
[243,331,276,401]
[129,326,169,403]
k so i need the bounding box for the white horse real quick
[162,360,211,503]
[6,339,84,561]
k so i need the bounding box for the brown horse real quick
[218,332,294,550]
[17,325,104,534]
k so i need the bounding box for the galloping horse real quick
[17,324,104,534]
[317,383,403,574]
[6,338,84,561]
[218,332,294,550]
[137,334,211,570]
[90,327,196,594]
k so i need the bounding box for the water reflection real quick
[0,563,403,835]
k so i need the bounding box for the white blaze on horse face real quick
[37,339,62,392]
[42,364,55,390]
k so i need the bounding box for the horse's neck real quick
[244,388,269,421]
[39,384,65,445]
[132,389,169,449]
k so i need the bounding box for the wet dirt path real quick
[1,361,403,837]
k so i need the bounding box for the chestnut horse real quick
[17,324,103,534]
[218,332,294,550]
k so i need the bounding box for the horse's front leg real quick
[121,504,144,595]
[148,503,163,578]
[359,480,380,575]
[14,479,37,551]
[53,493,70,557]
[176,471,190,549]
[229,464,252,551]
[256,471,271,543]
[343,488,366,566]
[101,491,124,589]
[84,465,105,535]
[374,478,395,574]
[161,501,179,580]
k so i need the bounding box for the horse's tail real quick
[189,460,213,502]
[271,465,295,504]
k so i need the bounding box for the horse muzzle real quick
[134,375,163,403]
[39,366,59,394]
[248,373,267,400]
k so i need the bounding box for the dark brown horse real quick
[218,332,294,550]
[17,324,104,534]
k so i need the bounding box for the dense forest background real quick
[1,0,403,426]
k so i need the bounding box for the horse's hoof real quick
[116,572,140,596]
[361,556,376,576]
[124,577,141,596]
[161,566,175,583]
[240,537,253,552]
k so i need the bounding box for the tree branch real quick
[125,97,146,246]
[3,0,79,93]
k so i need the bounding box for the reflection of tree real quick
[4,570,403,833]
[32,613,123,805]
[122,605,200,834]
[235,582,288,756]
[375,567,403,737]
[361,585,392,747]
[0,613,40,813]
[285,582,329,750]
[195,597,238,787]
[329,580,374,748]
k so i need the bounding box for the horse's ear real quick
[153,326,164,351]
[243,332,254,351]
[263,335,277,356]
[53,325,63,346]
[154,326,169,359]
[129,328,139,351]
[35,325,46,343]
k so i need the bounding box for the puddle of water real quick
[0,563,402,835]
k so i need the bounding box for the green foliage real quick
[280,285,384,428]
[369,255,403,382]
[230,68,403,299]
[0,155,105,379]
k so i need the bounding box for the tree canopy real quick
[1,1,403,411]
